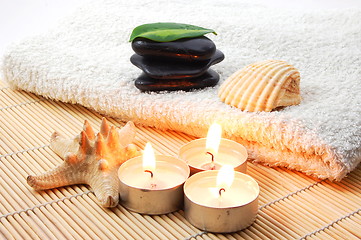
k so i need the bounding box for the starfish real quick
[27,118,141,207]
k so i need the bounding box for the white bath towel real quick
[2,0,361,180]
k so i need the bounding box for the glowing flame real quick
[143,142,156,172]
[210,165,235,199]
[205,123,222,156]
[216,165,235,190]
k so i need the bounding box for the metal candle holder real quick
[183,170,259,233]
[118,155,190,215]
[179,138,248,175]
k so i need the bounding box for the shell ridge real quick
[223,61,266,108]
[218,60,301,112]
[221,69,248,104]
[245,61,284,111]
[220,62,262,103]
[256,63,295,111]
[266,68,299,109]
[231,62,267,108]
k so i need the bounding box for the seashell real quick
[218,60,301,112]
[27,118,141,208]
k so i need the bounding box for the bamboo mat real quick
[0,78,360,240]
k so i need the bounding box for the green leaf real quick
[129,22,217,42]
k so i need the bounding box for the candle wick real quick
[219,188,226,197]
[144,170,153,178]
[206,151,215,163]
[206,152,216,170]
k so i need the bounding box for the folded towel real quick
[3,0,361,180]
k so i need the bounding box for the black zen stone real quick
[130,50,224,80]
[135,69,220,92]
[132,37,216,61]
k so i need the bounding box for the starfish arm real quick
[50,132,80,159]
[123,144,142,164]
[88,162,120,208]
[28,118,141,208]
[27,164,85,190]
[117,121,137,147]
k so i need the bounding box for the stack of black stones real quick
[130,36,224,91]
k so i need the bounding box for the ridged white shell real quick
[218,60,301,112]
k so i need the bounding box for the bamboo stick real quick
[0,91,15,107]
[2,155,81,239]
[159,213,193,237]
[115,205,169,239]
[0,189,40,240]
[69,191,131,239]
[19,103,77,138]
[4,155,89,239]
[237,229,262,240]
[165,213,196,236]
[262,205,310,235]
[254,212,298,239]
[2,107,50,144]
[2,86,41,104]
[0,121,25,152]
[152,215,186,239]
[79,192,152,240]
[0,217,26,239]
[171,211,204,237]
[230,231,250,240]
[240,224,277,240]
[0,164,64,239]
[248,165,302,194]
[0,130,17,154]
[334,219,361,238]
[84,194,149,240]
[66,197,120,239]
[316,185,360,207]
[141,214,179,239]
[0,221,16,240]
[304,190,361,224]
[47,188,107,239]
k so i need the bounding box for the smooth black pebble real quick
[130,50,224,80]
[132,36,216,61]
[135,69,220,92]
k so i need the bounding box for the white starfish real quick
[27,118,141,207]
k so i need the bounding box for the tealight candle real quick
[118,143,190,215]
[179,123,248,174]
[184,166,259,233]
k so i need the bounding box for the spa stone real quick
[135,69,220,91]
[130,33,224,91]
[132,37,216,61]
[130,50,224,79]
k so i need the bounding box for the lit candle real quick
[212,165,235,207]
[118,142,190,215]
[179,123,248,175]
[184,167,259,233]
[143,142,156,189]
[204,123,222,170]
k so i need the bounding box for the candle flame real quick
[205,123,222,156]
[143,142,156,172]
[216,165,235,190]
[210,165,235,199]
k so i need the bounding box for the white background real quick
[0,0,361,58]
[0,0,88,57]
